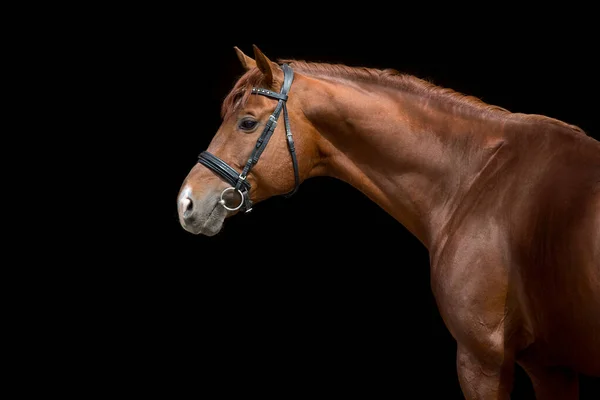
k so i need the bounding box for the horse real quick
[177,45,600,399]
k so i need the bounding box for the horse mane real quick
[221,59,585,135]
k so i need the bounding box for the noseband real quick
[197,63,299,213]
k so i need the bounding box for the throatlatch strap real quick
[282,102,299,197]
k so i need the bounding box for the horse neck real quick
[298,74,506,248]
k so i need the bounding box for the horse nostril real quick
[181,197,194,218]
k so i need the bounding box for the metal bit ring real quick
[219,187,244,211]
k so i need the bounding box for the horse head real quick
[177,45,319,235]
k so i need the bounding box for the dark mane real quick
[222,59,585,134]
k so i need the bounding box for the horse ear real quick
[234,46,256,71]
[252,44,280,87]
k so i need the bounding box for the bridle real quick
[197,63,299,213]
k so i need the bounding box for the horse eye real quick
[238,118,258,131]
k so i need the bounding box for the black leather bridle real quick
[197,63,299,213]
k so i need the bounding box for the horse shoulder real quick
[429,216,530,359]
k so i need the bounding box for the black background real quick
[110,7,600,398]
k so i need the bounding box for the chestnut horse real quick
[178,45,600,399]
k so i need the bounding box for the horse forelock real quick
[221,68,269,120]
